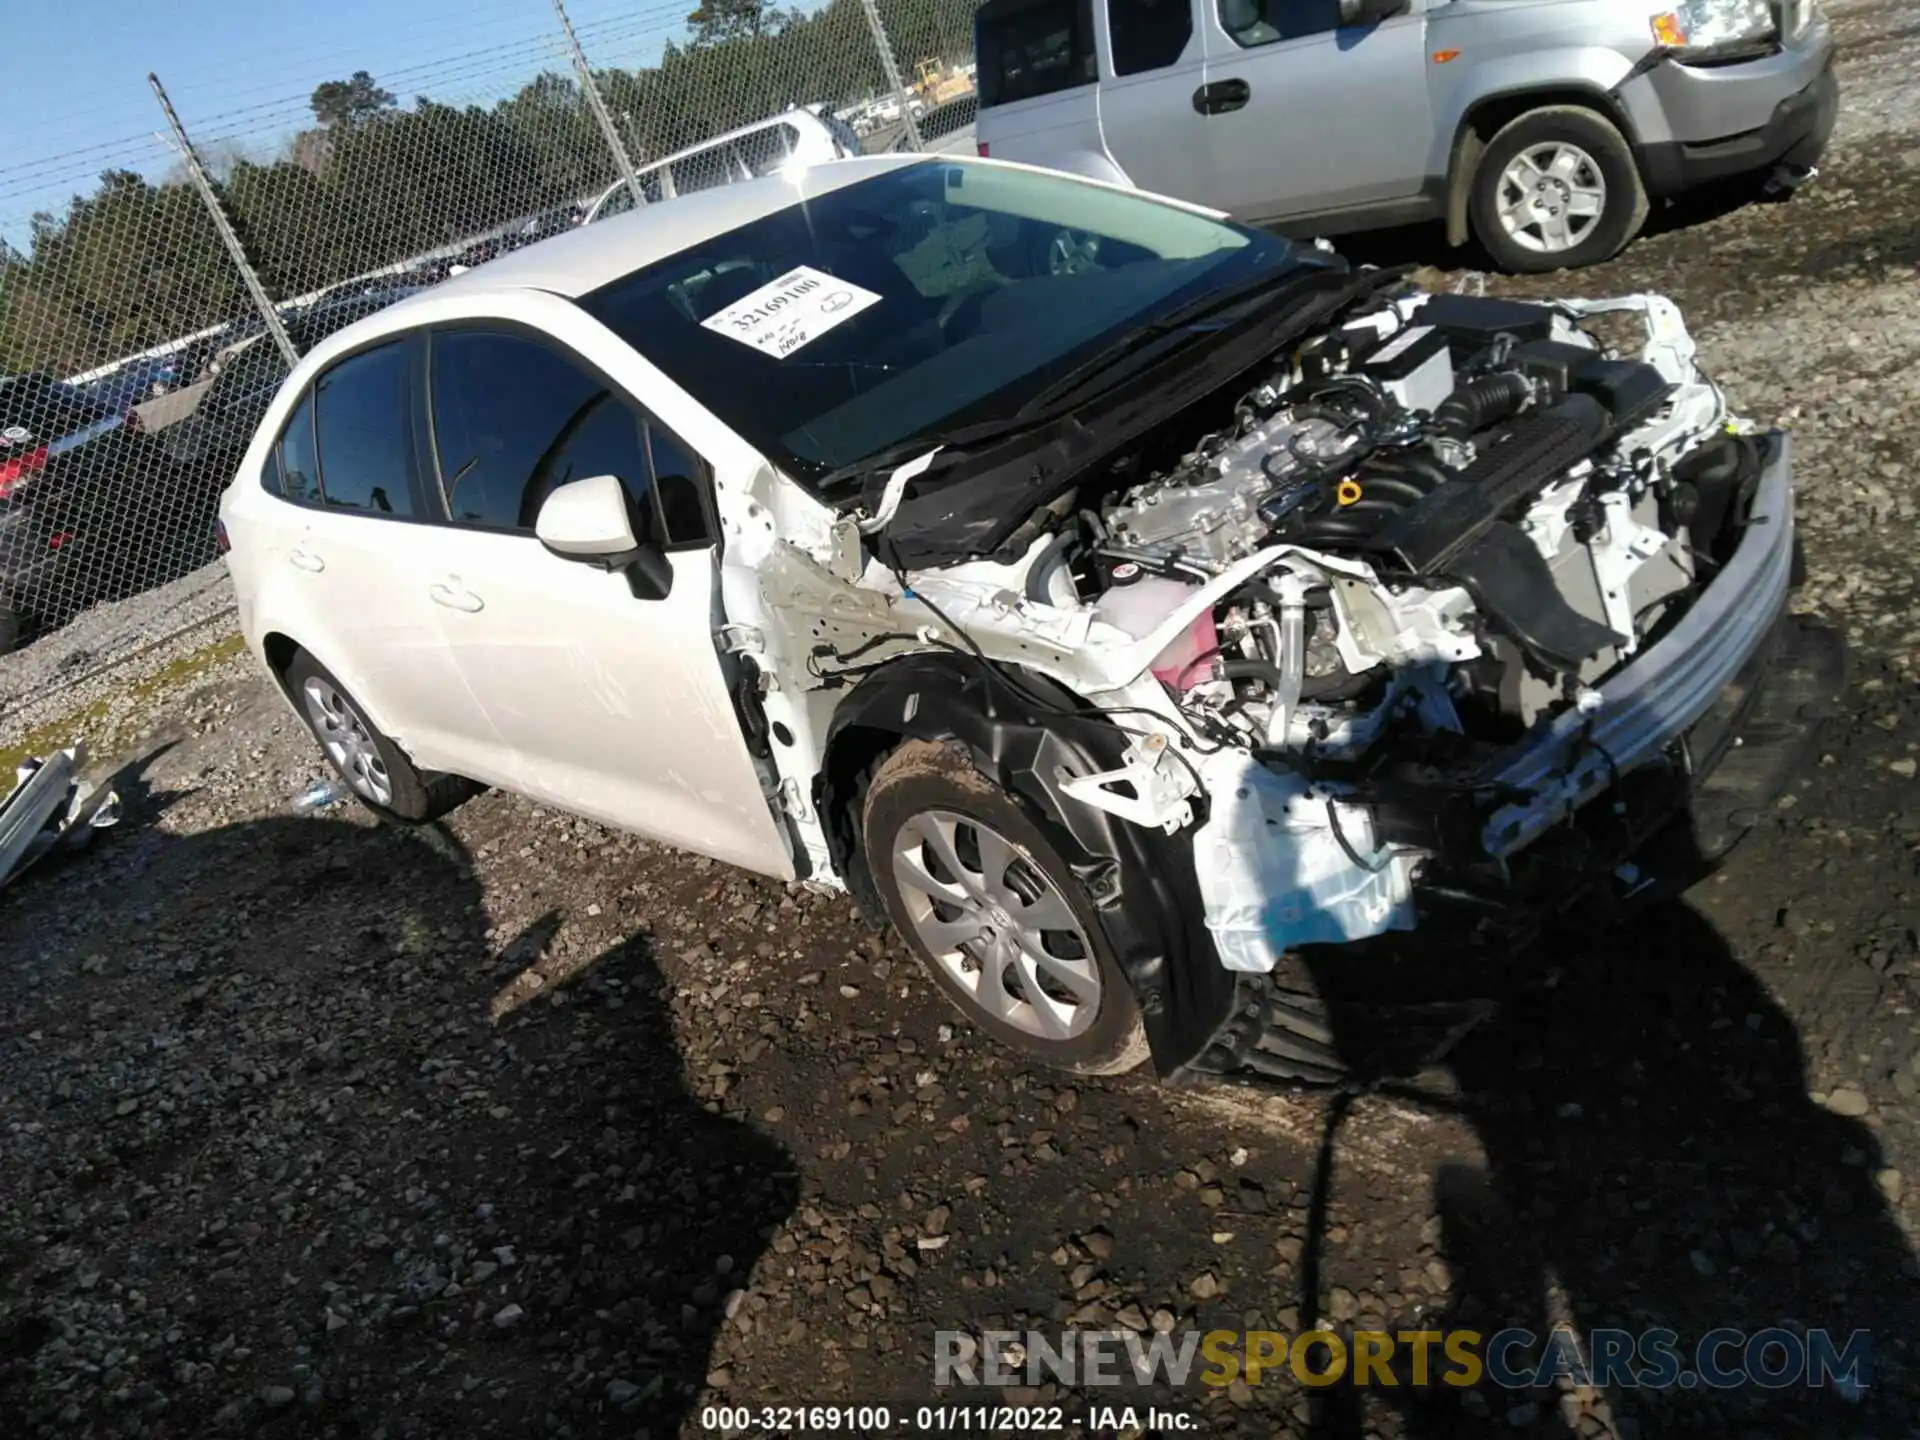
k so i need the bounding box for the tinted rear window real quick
[977,0,1097,107]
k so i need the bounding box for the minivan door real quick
[1198,0,1432,223]
[1095,0,1222,204]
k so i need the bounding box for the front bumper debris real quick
[0,742,122,890]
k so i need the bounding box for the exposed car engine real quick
[1059,290,1741,760]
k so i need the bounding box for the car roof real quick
[407,154,923,305]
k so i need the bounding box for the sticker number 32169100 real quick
[699,265,882,359]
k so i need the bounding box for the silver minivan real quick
[974,0,1838,271]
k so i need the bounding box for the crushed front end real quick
[792,281,1844,1078]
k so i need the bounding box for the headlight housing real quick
[1651,0,1778,51]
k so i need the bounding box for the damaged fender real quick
[813,651,1237,1075]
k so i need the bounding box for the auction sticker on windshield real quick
[700,266,881,358]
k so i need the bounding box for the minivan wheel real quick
[862,741,1149,1075]
[1470,106,1646,273]
[282,649,479,824]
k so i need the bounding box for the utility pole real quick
[856,0,924,152]
[553,0,646,211]
[150,72,298,368]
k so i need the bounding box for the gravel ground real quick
[4,5,1918,1436]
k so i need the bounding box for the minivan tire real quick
[1469,106,1647,274]
[861,740,1150,1076]
[283,649,480,825]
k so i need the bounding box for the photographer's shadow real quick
[1310,900,1917,1436]
[0,797,796,1436]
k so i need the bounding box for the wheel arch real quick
[257,630,405,747]
[813,652,1236,1076]
[1445,85,1641,248]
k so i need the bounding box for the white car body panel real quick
[220,157,1783,991]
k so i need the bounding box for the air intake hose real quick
[1432,371,1532,439]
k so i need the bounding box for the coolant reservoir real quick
[1094,564,1218,689]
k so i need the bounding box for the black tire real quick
[282,649,479,824]
[1469,106,1648,274]
[861,740,1149,1076]
[0,595,19,657]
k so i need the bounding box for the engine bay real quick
[1009,289,1749,763]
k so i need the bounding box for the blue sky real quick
[2,0,697,243]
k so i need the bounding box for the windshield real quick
[579,161,1317,497]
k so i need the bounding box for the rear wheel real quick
[0,595,20,657]
[862,740,1149,1075]
[283,649,479,824]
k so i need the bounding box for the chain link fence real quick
[0,0,979,699]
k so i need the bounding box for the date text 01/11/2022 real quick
[697,1403,1200,1432]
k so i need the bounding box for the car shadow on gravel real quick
[1298,900,1918,1437]
[0,805,797,1438]
[1319,176,1787,278]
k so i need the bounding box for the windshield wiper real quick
[1012,263,1327,420]
[813,259,1369,504]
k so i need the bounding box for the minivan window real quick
[1110,0,1195,73]
[669,144,745,197]
[311,341,418,517]
[1218,0,1343,48]
[977,0,1099,107]
[428,329,661,536]
[735,124,799,177]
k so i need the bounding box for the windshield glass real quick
[579,161,1316,496]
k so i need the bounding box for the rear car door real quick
[406,325,793,878]
[974,0,1112,180]
[264,337,493,776]
[1198,0,1432,222]
[1095,0,1223,204]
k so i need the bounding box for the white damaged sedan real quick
[220,155,1845,1082]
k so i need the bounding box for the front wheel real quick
[1469,106,1647,273]
[861,740,1149,1075]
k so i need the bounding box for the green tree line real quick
[0,0,977,378]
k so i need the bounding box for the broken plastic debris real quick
[293,778,346,813]
[0,742,122,891]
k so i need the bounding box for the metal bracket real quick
[718,623,765,655]
[1056,733,1196,835]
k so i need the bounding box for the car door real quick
[405,325,794,880]
[1095,0,1223,204]
[266,338,496,778]
[1198,0,1432,222]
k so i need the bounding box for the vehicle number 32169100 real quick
[698,1405,1071,1431]
[698,264,882,359]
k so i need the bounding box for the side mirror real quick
[1338,0,1408,24]
[534,473,672,601]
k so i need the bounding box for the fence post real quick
[553,0,645,210]
[857,0,924,152]
[148,72,298,370]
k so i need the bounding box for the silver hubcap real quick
[1495,142,1607,255]
[1046,228,1101,276]
[892,810,1101,1042]
[301,676,393,807]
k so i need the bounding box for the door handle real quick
[288,547,325,573]
[1193,79,1252,115]
[428,581,484,614]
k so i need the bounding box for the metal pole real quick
[856,0,924,152]
[553,0,645,210]
[149,73,297,369]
